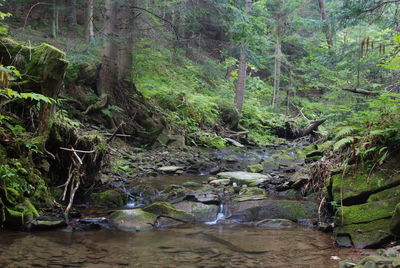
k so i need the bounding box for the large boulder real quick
[332,184,400,248]
[109,209,157,232]
[217,172,271,187]
[229,199,318,222]
[174,201,219,222]
[142,202,194,222]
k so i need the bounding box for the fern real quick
[333,137,354,151]
[334,126,358,140]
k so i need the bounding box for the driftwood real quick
[342,88,380,96]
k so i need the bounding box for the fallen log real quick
[296,119,326,137]
[342,88,380,96]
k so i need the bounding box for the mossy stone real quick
[142,202,194,222]
[246,164,264,173]
[109,209,157,232]
[90,189,128,208]
[390,203,400,236]
[335,218,392,249]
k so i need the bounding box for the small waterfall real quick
[205,203,225,225]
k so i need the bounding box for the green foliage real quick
[0,164,30,195]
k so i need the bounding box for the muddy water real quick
[0,224,349,268]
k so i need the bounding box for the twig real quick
[23,2,53,30]
[73,150,83,165]
[107,122,126,143]
[60,147,94,154]
[318,197,326,223]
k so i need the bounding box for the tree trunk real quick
[117,1,135,82]
[234,0,252,112]
[97,0,119,97]
[65,0,77,26]
[317,0,334,51]
[86,0,95,42]
[272,40,282,107]
[51,0,59,38]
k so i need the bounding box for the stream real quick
[0,146,354,267]
[0,225,350,267]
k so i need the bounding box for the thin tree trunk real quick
[52,0,58,38]
[65,0,77,26]
[97,0,119,97]
[317,0,334,51]
[86,0,95,42]
[234,0,252,112]
[272,40,282,107]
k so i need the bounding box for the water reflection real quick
[0,224,347,267]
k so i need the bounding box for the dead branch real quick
[107,122,126,143]
[60,147,95,154]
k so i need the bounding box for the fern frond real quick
[333,137,354,151]
[334,126,358,140]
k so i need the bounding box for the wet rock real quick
[255,218,296,228]
[134,184,157,205]
[335,234,353,248]
[229,199,318,222]
[246,164,264,173]
[233,187,266,202]
[30,220,67,230]
[353,255,400,268]
[142,202,194,222]
[157,166,184,173]
[109,209,157,232]
[90,189,128,208]
[174,201,219,222]
[217,172,271,187]
[182,181,202,187]
[334,218,392,249]
[190,186,219,203]
[209,179,231,186]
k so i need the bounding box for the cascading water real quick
[205,202,225,225]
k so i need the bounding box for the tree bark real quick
[97,0,119,97]
[86,0,95,42]
[234,0,252,112]
[317,0,334,51]
[117,1,135,82]
[51,0,59,38]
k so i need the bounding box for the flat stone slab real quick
[217,171,271,186]
[157,166,184,172]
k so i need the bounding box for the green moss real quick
[368,185,400,203]
[390,203,400,236]
[331,172,390,203]
[182,181,202,187]
[142,202,194,222]
[246,164,264,173]
[90,189,128,208]
[276,202,307,219]
[335,218,392,248]
[336,199,397,225]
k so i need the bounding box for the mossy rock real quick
[246,164,264,173]
[335,198,398,226]
[1,199,40,228]
[109,209,157,232]
[331,171,399,205]
[182,181,202,187]
[142,202,194,222]
[335,218,392,249]
[174,201,219,222]
[390,203,400,236]
[90,189,128,208]
[134,185,157,205]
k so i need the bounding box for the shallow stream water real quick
[0,224,350,267]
